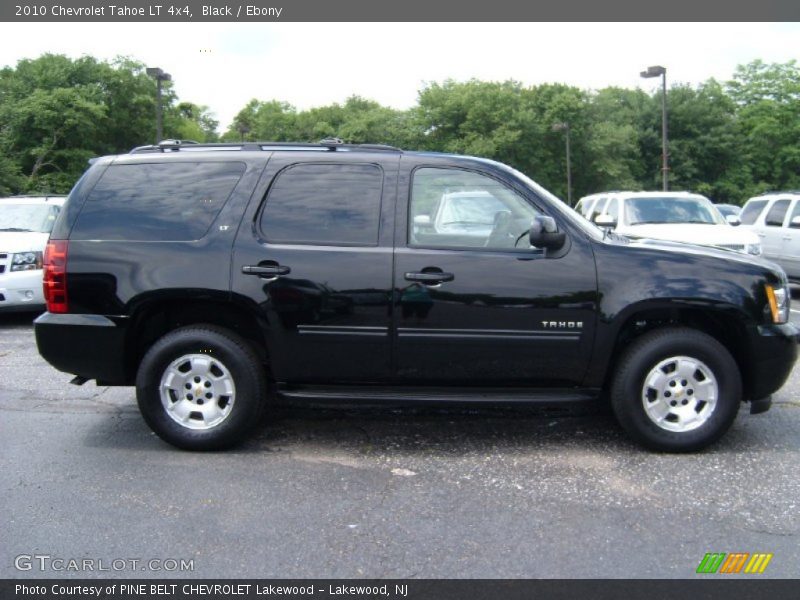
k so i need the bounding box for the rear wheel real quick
[136,325,266,450]
[610,327,741,452]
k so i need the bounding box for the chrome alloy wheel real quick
[159,354,236,430]
[641,355,718,433]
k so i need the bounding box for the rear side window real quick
[739,200,768,225]
[764,200,790,227]
[71,162,245,241]
[260,163,383,246]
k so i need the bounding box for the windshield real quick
[625,196,724,226]
[0,204,60,233]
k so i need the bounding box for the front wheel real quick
[136,325,267,450]
[610,327,741,452]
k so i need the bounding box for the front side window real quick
[605,198,619,222]
[588,197,607,223]
[260,163,383,246]
[739,199,768,225]
[787,200,800,225]
[72,162,245,241]
[409,167,540,250]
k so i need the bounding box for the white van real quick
[0,196,66,312]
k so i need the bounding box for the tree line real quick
[1,54,798,204]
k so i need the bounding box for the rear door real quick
[231,152,399,383]
[392,160,598,386]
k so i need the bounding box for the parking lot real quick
[2,308,800,579]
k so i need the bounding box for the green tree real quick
[726,60,800,195]
[0,54,219,194]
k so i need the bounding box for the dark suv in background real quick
[35,140,798,452]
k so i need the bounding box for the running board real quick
[275,384,600,408]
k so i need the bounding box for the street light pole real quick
[552,122,572,205]
[640,65,669,191]
[146,67,172,144]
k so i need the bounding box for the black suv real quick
[34,140,798,452]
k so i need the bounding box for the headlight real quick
[765,283,790,324]
[746,243,762,256]
[10,251,43,272]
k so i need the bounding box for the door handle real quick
[242,264,291,278]
[404,271,454,284]
[757,233,766,238]
[783,236,792,241]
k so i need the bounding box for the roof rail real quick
[129,139,402,154]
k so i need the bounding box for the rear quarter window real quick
[70,162,246,241]
[764,199,790,227]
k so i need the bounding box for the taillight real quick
[43,240,68,313]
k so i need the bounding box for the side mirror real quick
[725,214,741,226]
[413,215,431,227]
[529,215,566,252]
[594,214,617,228]
[790,216,800,229]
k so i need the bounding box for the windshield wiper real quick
[0,227,34,232]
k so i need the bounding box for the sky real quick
[2,22,799,131]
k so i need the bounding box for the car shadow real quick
[81,397,767,456]
[79,399,635,454]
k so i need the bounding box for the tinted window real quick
[409,167,540,250]
[765,200,790,227]
[260,163,383,246]
[72,162,245,241]
[739,199,767,225]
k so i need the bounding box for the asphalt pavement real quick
[1,311,799,579]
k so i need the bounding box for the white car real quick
[576,191,762,256]
[0,196,66,312]
[739,192,800,282]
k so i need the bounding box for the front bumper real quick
[745,322,799,402]
[34,312,130,384]
[0,269,45,312]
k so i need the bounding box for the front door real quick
[778,198,800,279]
[393,163,598,386]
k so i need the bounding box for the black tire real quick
[136,325,267,450]
[610,327,741,453]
